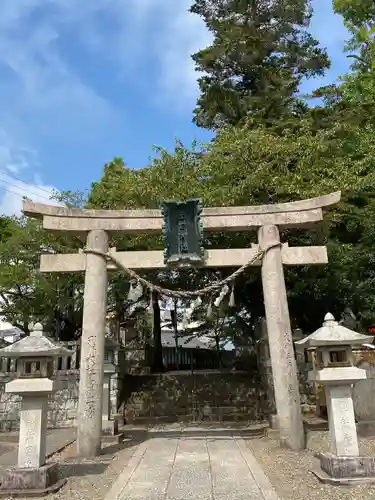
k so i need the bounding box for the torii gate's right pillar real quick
[259,225,304,450]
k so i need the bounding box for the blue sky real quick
[0,0,351,215]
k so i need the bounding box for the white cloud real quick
[0,0,210,148]
[119,0,348,107]
[0,0,210,214]
[154,1,212,108]
[311,0,350,53]
[0,1,115,141]
[0,0,352,214]
[0,0,351,122]
[0,0,210,109]
[120,0,348,108]
[71,0,212,108]
[0,132,34,176]
[303,0,351,91]
[0,1,121,216]
[0,132,58,216]
[0,177,57,217]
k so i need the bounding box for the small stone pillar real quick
[292,328,314,413]
[102,338,123,444]
[292,329,305,366]
[0,323,70,496]
[296,313,375,485]
[258,225,304,450]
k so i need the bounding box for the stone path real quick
[106,427,280,500]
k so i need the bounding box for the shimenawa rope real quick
[83,242,280,299]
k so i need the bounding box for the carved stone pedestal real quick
[0,462,66,497]
[313,452,375,486]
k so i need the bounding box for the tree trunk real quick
[151,291,164,372]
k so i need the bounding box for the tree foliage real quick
[2,0,375,344]
[190,0,330,129]
[0,216,83,338]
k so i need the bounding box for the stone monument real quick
[295,313,375,485]
[0,323,70,496]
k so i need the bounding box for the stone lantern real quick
[295,313,375,485]
[0,323,70,496]
[102,337,122,443]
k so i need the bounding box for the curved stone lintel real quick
[23,191,341,219]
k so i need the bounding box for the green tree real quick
[85,123,343,339]
[332,0,375,118]
[190,0,330,129]
[0,216,83,338]
[334,0,375,69]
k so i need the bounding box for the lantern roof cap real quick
[295,313,374,351]
[0,323,71,358]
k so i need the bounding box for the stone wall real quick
[0,370,267,429]
[0,371,119,432]
[120,370,267,424]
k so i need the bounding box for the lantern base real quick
[0,462,66,497]
[312,453,375,486]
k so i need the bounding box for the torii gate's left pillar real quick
[76,230,109,457]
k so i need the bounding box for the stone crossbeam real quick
[23,192,341,234]
[40,245,328,273]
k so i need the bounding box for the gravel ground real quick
[3,435,144,500]
[247,430,375,500]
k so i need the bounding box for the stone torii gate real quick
[23,191,340,456]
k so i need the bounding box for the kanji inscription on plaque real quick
[162,199,204,267]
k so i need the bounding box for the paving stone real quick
[130,466,172,484]
[105,426,280,500]
[166,496,212,500]
[122,481,168,499]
